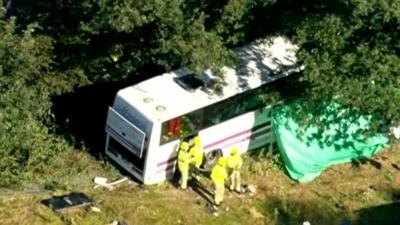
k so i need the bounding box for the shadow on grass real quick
[260,194,400,225]
[189,178,214,205]
[260,197,348,225]
[168,171,214,205]
[355,202,400,225]
[350,157,382,170]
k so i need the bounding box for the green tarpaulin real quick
[272,102,388,182]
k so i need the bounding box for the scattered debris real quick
[105,177,129,186]
[94,177,108,185]
[94,177,114,191]
[91,206,101,212]
[41,192,92,212]
[94,177,129,191]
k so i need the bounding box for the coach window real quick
[238,90,264,113]
[181,109,203,136]
[160,117,182,144]
[201,96,235,128]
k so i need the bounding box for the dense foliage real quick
[294,0,400,123]
[0,17,66,184]
[0,0,399,184]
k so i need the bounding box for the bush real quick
[0,17,74,185]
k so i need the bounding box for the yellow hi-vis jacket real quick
[178,142,190,171]
[227,154,243,171]
[211,163,227,185]
[178,150,190,171]
[189,145,204,168]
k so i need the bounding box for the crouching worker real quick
[211,157,227,206]
[227,147,243,193]
[178,141,190,190]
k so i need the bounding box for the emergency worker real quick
[210,157,228,206]
[226,147,243,193]
[189,135,204,168]
[188,135,204,181]
[178,141,190,190]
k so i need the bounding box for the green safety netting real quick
[272,101,388,182]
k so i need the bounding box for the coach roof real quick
[117,36,301,122]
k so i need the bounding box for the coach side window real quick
[203,88,265,128]
[160,108,204,144]
[160,117,182,144]
[181,110,203,137]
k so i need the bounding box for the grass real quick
[1,145,400,225]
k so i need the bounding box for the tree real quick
[292,0,400,126]
[14,0,237,82]
[13,0,280,82]
[0,14,80,184]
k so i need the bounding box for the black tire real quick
[202,149,223,172]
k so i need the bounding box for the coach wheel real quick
[202,149,223,172]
